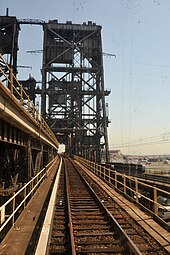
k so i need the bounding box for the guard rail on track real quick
[76,156,170,227]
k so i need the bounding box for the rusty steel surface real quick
[136,173,170,188]
[77,162,170,254]
[0,53,58,149]
[41,21,110,162]
[47,157,170,254]
[47,159,70,254]
[48,157,132,254]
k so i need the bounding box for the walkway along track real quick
[43,158,169,255]
[75,161,170,255]
[47,157,141,254]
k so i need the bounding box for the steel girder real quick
[0,15,20,78]
[42,21,110,162]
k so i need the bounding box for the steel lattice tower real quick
[41,20,110,163]
[0,12,20,77]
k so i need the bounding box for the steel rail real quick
[35,158,63,255]
[71,160,143,255]
[76,159,170,253]
[36,157,169,254]
[137,173,170,185]
[64,160,77,255]
[76,156,170,227]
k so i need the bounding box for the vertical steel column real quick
[41,23,47,117]
[41,21,110,163]
[27,138,32,181]
[0,15,20,78]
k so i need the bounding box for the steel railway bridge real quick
[0,13,170,254]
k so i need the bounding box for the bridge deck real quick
[84,165,170,253]
[0,160,59,255]
[0,160,170,254]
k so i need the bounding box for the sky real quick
[1,0,170,155]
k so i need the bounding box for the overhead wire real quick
[111,132,170,148]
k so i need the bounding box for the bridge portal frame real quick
[42,20,110,163]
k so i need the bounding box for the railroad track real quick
[47,158,169,254]
[48,159,69,254]
[121,172,170,185]
[77,164,170,255]
[140,173,170,184]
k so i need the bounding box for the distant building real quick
[109,149,123,162]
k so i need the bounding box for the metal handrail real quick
[76,156,170,223]
[0,53,58,147]
[0,156,58,232]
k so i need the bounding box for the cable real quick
[110,133,170,148]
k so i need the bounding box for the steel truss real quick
[42,21,110,162]
[0,15,20,78]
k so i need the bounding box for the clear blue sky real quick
[1,0,170,155]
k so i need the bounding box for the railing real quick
[76,156,170,226]
[0,53,58,147]
[145,167,170,175]
[0,156,59,234]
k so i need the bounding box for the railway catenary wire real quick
[48,157,143,254]
[47,158,169,254]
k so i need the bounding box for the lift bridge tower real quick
[0,10,20,77]
[42,20,110,163]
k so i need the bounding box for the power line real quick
[110,133,170,148]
